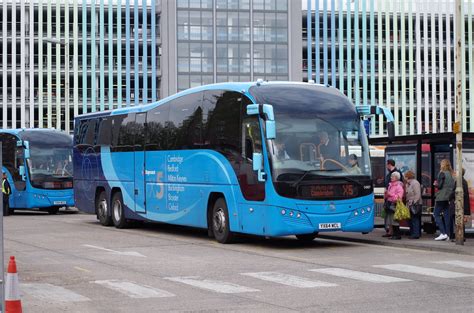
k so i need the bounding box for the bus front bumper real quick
[264,205,375,236]
[28,192,74,209]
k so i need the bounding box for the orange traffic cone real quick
[5,256,22,313]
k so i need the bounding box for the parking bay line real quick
[22,283,90,302]
[242,272,337,288]
[433,260,474,269]
[373,264,474,278]
[164,276,260,294]
[82,244,146,258]
[310,268,411,283]
[93,280,175,298]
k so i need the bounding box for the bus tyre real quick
[112,191,129,229]
[211,198,234,244]
[96,191,113,226]
[295,232,318,242]
[47,207,60,215]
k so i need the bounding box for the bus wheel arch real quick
[208,194,234,244]
[111,189,129,229]
[95,188,112,226]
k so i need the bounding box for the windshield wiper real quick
[291,171,329,188]
[338,175,367,188]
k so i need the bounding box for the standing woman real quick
[384,172,405,239]
[433,159,455,241]
[405,171,422,239]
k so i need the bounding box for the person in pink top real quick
[384,171,405,239]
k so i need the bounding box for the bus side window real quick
[84,120,97,147]
[96,117,113,147]
[146,102,170,151]
[112,114,136,152]
[168,92,204,150]
[0,134,24,187]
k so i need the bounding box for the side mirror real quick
[23,140,30,149]
[19,165,26,181]
[247,103,276,140]
[252,152,267,182]
[266,120,276,139]
[252,152,263,171]
[24,148,30,159]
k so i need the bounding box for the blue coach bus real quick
[73,81,392,243]
[1,129,74,214]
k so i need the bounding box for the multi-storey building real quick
[303,0,474,136]
[0,0,302,132]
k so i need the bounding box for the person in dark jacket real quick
[2,172,12,216]
[382,159,404,237]
[433,159,455,241]
[449,168,471,241]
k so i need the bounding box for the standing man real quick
[2,171,12,216]
[382,159,404,237]
[385,159,404,187]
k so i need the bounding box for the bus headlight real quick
[289,211,294,217]
[366,207,371,212]
[281,209,286,215]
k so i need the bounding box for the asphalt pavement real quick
[319,218,474,256]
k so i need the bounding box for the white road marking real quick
[433,260,474,269]
[93,280,175,298]
[22,283,90,302]
[242,272,337,288]
[373,264,474,278]
[82,244,146,257]
[310,268,411,283]
[164,276,260,294]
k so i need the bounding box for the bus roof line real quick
[78,81,329,118]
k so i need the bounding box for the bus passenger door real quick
[134,113,146,213]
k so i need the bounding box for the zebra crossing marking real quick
[373,264,474,278]
[309,268,411,283]
[22,283,90,302]
[433,260,474,269]
[164,276,260,294]
[93,280,175,298]
[242,272,338,288]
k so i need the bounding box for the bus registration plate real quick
[54,201,66,205]
[319,223,341,230]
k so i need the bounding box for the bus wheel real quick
[96,191,113,226]
[211,198,234,244]
[112,191,129,229]
[47,207,60,215]
[295,232,318,242]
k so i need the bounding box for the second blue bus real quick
[1,129,74,214]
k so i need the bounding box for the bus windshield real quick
[21,131,73,187]
[249,84,371,184]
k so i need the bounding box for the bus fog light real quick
[281,209,286,215]
[296,213,301,218]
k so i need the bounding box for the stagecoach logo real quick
[327,203,336,212]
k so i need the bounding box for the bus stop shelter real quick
[369,132,474,232]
